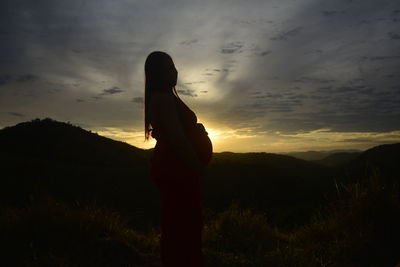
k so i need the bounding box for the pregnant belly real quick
[188,125,213,165]
[152,124,213,165]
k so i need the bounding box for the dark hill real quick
[313,152,361,166]
[203,151,333,226]
[286,151,332,161]
[342,143,400,183]
[0,118,158,229]
[0,118,151,167]
[287,149,361,161]
[354,143,400,169]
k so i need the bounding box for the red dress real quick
[149,97,204,267]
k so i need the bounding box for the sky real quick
[1,0,400,153]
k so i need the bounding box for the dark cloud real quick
[16,74,38,82]
[304,49,323,55]
[266,110,400,134]
[71,49,83,53]
[211,88,308,131]
[8,112,25,117]
[270,26,303,41]
[328,85,366,93]
[388,32,400,40]
[322,10,345,17]
[0,74,38,85]
[100,86,124,96]
[367,55,400,61]
[291,84,400,133]
[293,76,336,84]
[250,91,261,95]
[322,11,338,17]
[0,74,12,85]
[259,50,272,56]
[252,93,283,99]
[339,138,375,143]
[183,81,205,85]
[132,97,144,104]
[392,10,400,16]
[349,78,365,83]
[220,42,243,54]
[180,39,198,45]
[177,89,197,97]
[247,43,272,57]
[202,72,214,76]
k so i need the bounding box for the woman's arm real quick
[151,91,204,175]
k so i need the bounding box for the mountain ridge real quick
[1,118,399,169]
[1,118,399,225]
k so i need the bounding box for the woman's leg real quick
[157,170,203,267]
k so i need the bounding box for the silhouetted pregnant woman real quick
[144,51,213,267]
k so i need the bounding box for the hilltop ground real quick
[1,118,399,266]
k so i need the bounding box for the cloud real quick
[202,72,214,76]
[293,76,336,84]
[180,39,198,45]
[100,86,124,96]
[388,32,400,40]
[184,81,205,85]
[270,27,303,41]
[367,55,400,61]
[392,10,400,16]
[132,97,144,104]
[16,74,38,82]
[338,138,377,143]
[259,50,272,56]
[304,49,323,55]
[177,89,198,97]
[0,74,38,85]
[322,10,345,17]
[71,49,83,54]
[0,74,12,85]
[220,42,244,54]
[8,112,25,117]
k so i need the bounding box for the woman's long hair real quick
[144,51,180,141]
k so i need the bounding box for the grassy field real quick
[1,172,398,267]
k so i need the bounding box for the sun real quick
[203,126,236,152]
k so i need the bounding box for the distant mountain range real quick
[286,150,362,161]
[1,118,399,228]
